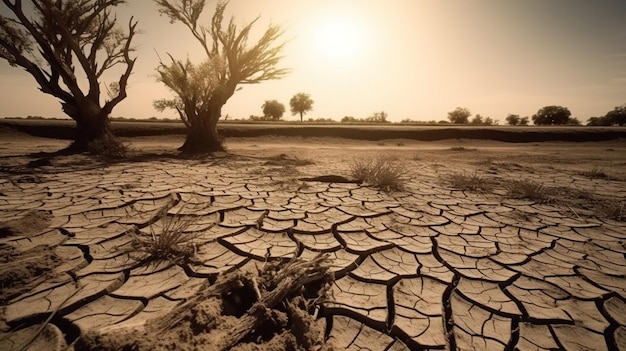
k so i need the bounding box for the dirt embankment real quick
[2,119,626,142]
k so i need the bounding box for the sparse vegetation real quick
[447,172,493,192]
[350,156,406,192]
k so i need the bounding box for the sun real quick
[314,18,363,62]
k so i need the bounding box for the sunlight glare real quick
[314,18,363,62]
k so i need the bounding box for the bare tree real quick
[154,0,289,153]
[0,0,138,154]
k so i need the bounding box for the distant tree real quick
[566,117,581,125]
[261,100,285,120]
[519,116,530,125]
[290,93,314,122]
[470,114,483,125]
[400,118,422,124]
[532,105,570,125]
[341,116,356,123]
[587,116,612,126]
[605,104,626,126]
[506,114,520,125]
[154,0,289,153]
[307,117,335,122]
[0,0,138,154]
[484,116,495,126]
[447,107,471,124]
[366,111,389,123]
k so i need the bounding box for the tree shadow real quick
[0,147,239,176]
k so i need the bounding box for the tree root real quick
[76,254,334,351]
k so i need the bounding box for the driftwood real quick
[150,254,334,350]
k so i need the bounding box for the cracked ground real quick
[1,132,625,350]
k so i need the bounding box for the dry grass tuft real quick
[505,179,551,202]
[132,211,200,265]
[579,166,609,179]
[447,172,493,192]
[605,200,625,221]
[264,154,313,167]
[350,156,407,192]
[449,146,476,152]
[87,135,129,159]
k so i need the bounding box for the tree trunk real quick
[63,101,123,155]
[179,107,225,154]
[300,112,303,122]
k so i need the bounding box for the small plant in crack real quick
[350,155,407,192]
[131,210,201,265]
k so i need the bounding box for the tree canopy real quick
[532,105,571,125]
[0,0,138,153]
[447,107,471,124]
[505,114,520,125]
[605,104,626,126]
[261,99,285,120]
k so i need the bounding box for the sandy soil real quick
[1,128,625,350]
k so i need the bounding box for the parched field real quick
[1,122,625,350]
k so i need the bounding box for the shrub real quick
[350,156,406,192]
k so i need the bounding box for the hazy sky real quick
[1,0,625,122]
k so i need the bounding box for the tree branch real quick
[103,16,137,114]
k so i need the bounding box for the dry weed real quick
[505,179,551,203]
[350,156,407,192]
[449,146,476,152]
[579,166,609,179]
[447,172,493,192]
[605,200,625,221]
[132,210,201,265]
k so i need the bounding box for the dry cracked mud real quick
[0,133,625,351]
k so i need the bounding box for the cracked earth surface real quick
[1,135,626,350]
